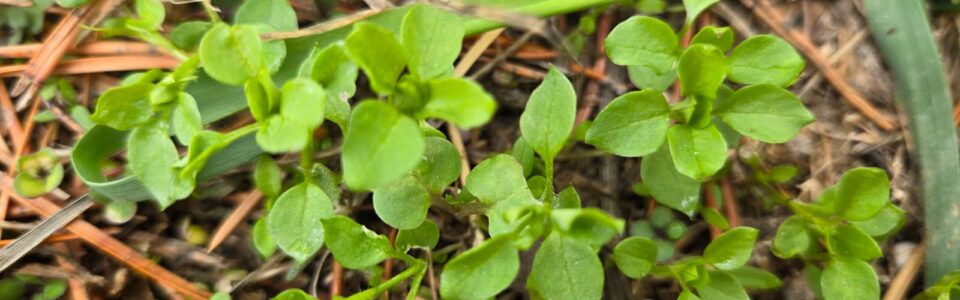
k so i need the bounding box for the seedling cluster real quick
[12,0,911,299]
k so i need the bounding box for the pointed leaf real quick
[586,89,670,157]
[520,67,577,162]
[342,101,425,190]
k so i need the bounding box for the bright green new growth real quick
[13,148,64,198]
[771,167,900,299]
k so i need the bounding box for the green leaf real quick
[252,217,276,258]
[89,83,154,130]
[604,16,678,74]
[511,137,536,177]
[703,227,758,270]
[128,121,192,207]
[772,216,813,258]
[253,156,283,198]
[40,279,66,300]
[465,154,530,205]
[626,65,676,92]
[556,186,581,209]
[172,93,202,146]
[667,124,727,180]
[850,204,905,238]
[612,236,658,278]
[235,0,298,32]
[300,44,357,128]
[585,89,670,157]
[419,77,497,128]
[727,267,782,290]
[103,200,137,224]
[834,167,890,221]
[373,174,431,230]
[728,35,805,87]
[13,148,63,198]
[267,181,334,263]
[440,235,519,300]
[520,66,577,163]
[527,233,604,300]
[272,289,317,300]
[678,44,728,98]
[401,4,463,80]
[821,257,879,300]
[280,78,325,128]
[713,84,813,143]
[170,21,211,51]
[412,137,461,194]
[682,0,721,25]
[700,207,729,230]
[198,24,263,86]
[345,22,407,95]
[322,215,394,269]
[342,101,425,190]
[828,224,882,261]
[641,144,701,217]
[679,290,701,300]
[691,26,734,52]
[695,271,749,300]
[256,116,309,153]
[396,219,440,251]
[130,0,164,30]
[244,75,273,122]
[649,206,675,228]
[550,208,624,247]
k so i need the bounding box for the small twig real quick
[576,10,613,124]
[206,190,263,253]
[702,185,722,238]
[262,9,383,41]
[331,261,344,296]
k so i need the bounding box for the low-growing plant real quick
[49,0,916,299]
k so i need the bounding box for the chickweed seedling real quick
[61,0,915,299]
[591,13,812,216]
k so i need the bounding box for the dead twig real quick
[882,243,925,300]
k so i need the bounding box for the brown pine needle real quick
[0,0,31,7]
[206,190,263,253]
[882,243,925,300]
[0,41,172,59]
[0,55,182,78]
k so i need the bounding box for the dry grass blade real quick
[0,195,93,272]
[206,190,263,253]
[0,177,211,299]
[0,55,182,77]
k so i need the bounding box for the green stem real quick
[201,0,222,23]
[299,132,314,172]
[862,0,960,283]
[345,261,425,300]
